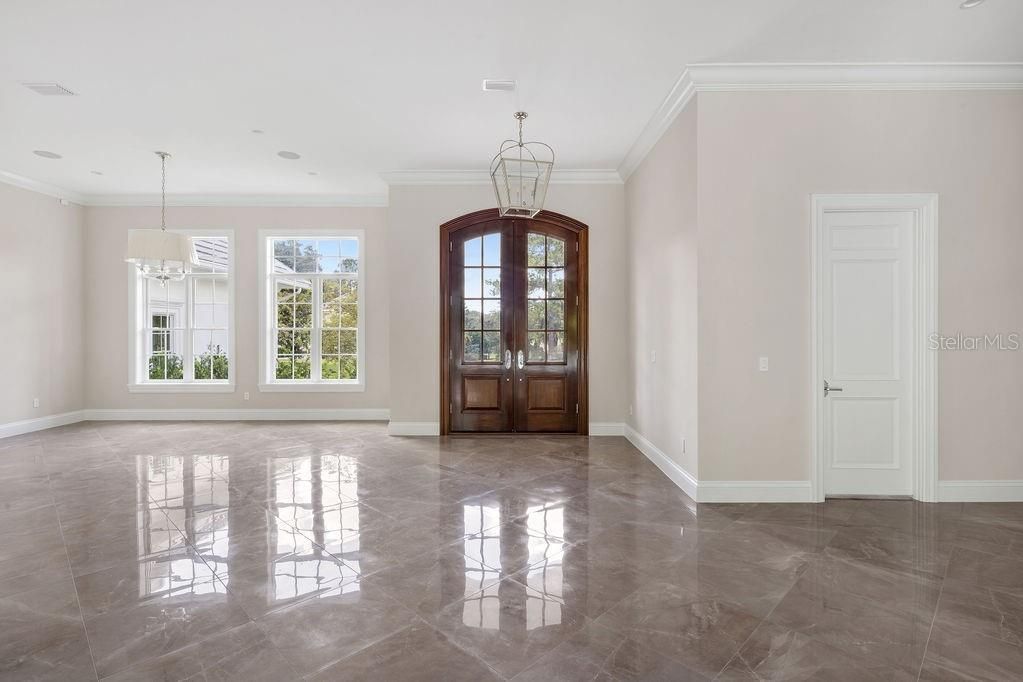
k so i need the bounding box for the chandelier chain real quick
[160,153,167,231]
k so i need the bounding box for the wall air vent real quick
[482,79,516,92]
[22,82,76,96]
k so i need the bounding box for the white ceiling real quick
[1,0,1021,201]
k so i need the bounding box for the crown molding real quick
[0,170,87,205]
[618,62,1023,181]
[686,62,1023,91]
[0,172,389,207]
[617,69,697,182]
[82,193,389,208]
[380,169,622,186]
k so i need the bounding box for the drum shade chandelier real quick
[124,151,197,284]
[490,111,554,218]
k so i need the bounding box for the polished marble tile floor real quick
[2,422,1023,680]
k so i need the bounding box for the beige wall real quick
[625,103,699,475]
[387,183,629,426]
[695,90,1023,481]
[83,205,390,411]
[0,183,86,423]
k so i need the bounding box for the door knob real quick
[504,349,512,370]
[824,379,843,396]
[517,350,524,369]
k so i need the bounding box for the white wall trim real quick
[379,169,623,186]
[625,425,815,503]
[0,176,388,207]
[686,62,1023,92]
[257,228,368,391]
[84,193,389,208]
[938,481,1023,503]
[0,411,86,439]
[624,425,698,501]
[698,480,814,504]
[387,421,441,436]
[83,409,389,421]
[128,227,237,392]
[589,422,625,436]
[619,62,1023,180]
[618,69,697,180]
[810,193,939,503]
[0,171,87,205]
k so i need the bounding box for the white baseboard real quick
[624,425,699,501]
[387,421,440,436]
[83,408,390,421]
[698,480,814,503]
[589,422,625,436]
[938,480,1023,502]
[624,424,813,503]
[0,410,85,439]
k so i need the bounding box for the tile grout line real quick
[711,550,816,679]
[915,551,953,681]
[295,606,442,680]
[46,450,102,681]
[412,616,510,681]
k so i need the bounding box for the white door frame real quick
[810,194,939,503]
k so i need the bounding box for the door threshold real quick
[447,432,580,438]
[826,494,914,500]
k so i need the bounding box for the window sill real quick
[129,383,235,394]
[258,382,365,393]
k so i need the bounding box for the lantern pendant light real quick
[124,151,197,285]
[490,112,554,218]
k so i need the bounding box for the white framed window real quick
[129,230,235,393]
[258,230,365,392]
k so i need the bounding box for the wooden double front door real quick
[441,210,588,434]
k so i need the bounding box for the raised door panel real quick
[464,376,502,410]
[526,377,566,411]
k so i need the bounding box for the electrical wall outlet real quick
[629,404,634,416]
[32,398,40,408]
[243,392,250,401]
[759,356,769,372]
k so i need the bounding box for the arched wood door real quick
[440,209,588,434]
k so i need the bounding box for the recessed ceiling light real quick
[307,171,318,176]
[33,150,62,159]
[251,129,264,134]
[482,79,516,92]
[278,151,300,160]
[960,0,986,8]
[90,170,104,175]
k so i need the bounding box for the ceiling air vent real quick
[22,82,76,96]
[482,79,516,92]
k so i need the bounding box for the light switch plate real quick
[759,357,769,372]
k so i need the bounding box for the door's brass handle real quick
[517,350,524,369]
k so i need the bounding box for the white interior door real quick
[821,209,914,497]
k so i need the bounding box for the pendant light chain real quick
[125,150,192,284]
[159,152,168,231]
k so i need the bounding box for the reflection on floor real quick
[1,422,1022,680]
